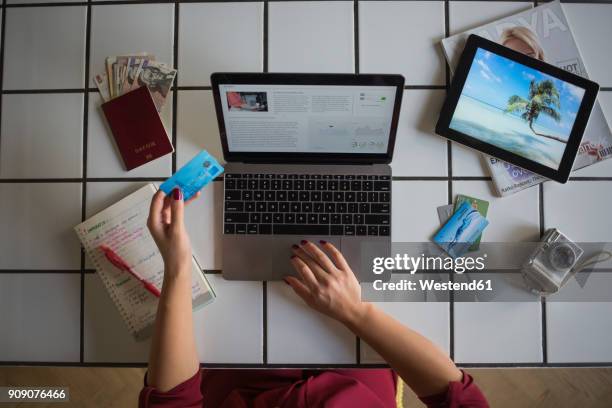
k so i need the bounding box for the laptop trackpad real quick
[222,235,342,281]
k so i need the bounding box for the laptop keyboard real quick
[224,173,390,236]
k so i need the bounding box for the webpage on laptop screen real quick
[218,84,397,154]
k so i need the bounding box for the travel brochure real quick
[441,0,612,196]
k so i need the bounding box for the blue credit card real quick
[433,201,489,258]
[160,150,224,201]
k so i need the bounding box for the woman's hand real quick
[286,240,368,326]
[147,188,200,276]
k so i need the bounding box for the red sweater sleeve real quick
[139,370,203,408]
[419,370,489,408]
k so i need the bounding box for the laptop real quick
[211,73,404,281]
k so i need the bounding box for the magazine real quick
[441,0,612,196]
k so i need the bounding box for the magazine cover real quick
[441,0,612,196]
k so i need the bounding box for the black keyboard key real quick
[248,180,258,189]
[296,214,307,224]
[368,192,378,202]
[247,224,258,234]
[259,224,272,234]
[237,180,247,189]
[311,191,321,201]
[265,191,275,201]
[250,213,261,223]
[331,225,343,235]
[299,191,310,201]
[242,191,253,201]
[256,202,266,212]
[314,202,324,213]
[272,180,281,190]
[322,192,333,202]
[260,180,270,190]
[302,202,312,212]
[374,181,390,191]
[226,173,238,179]
[224,224,235,234]
[225,179,236,189]
[273,225,329,235]
[345,192,355,202]
[371,203,390,213]
[282,180,292,190]
[319,214,329,224]
[308,214,317,223]
[363,181,373,191]
[289,191,299,201]
[273,213,283,223]
[380,175,390,180]
[340,181,350,191]
[379,225,390,236]
[344,225,355,235]
[268,202,278,212]
[236,224,247,234]
[225,213,249,223]
[325,203,335,213]
[380,192,390,202]
[342,214,353,224]
[357,225,367,236]
[317,180,327,190]
[225,190,241,201]
[348,203,358,213]
[306,180,316,190]
[359,203,369,213]
[291,203,301,212]
[346,175,354,180]
[328,181,338,191]
[357,192,368,202]
[337,203,347,213]
[365,214,390,225]
[351,181,361,191]
[368,226,378,236]
[277,191,287,201]
[295,180,305,190]
[285,213,296,223]
[354,214,364,224]
[331,214,341,224]
[225,201,243,212]
[245,202,255,212]
[254,190,264,201]
[262,213,272,223]
[279,202,289,212]
[333,192,344,202]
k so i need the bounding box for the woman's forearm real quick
[345,303,462,397]
[147,266,199,392]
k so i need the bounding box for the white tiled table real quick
[1,0,611,368]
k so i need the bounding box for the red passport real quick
[102,86,174,171]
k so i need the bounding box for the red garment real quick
[139,368,488,408]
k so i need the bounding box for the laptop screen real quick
[217,84,398,155]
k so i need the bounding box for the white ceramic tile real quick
[359,1,445,86]
[176,91,224,167]
[391,90,447,177]
[572,91,612,177]
[0,273,80,362]
[87,92,172,178]
[1,94,83,179]
[3,7,86,89]
[185,181,223,271]
[84,274,151,362]
[360,302,450,364]
[452,180,540,242]
[451,143,489,177]
[193,275,263,363]
[267,281,355,364]
[449,1,532,36]
[178,3,263,86]
[543,181,612,242]
[564,3,612,88]
[268,1,354,73]
[89,4,174,87]
[0,183,81,269]
[392,180,448,242]
[454,301,542,363]
[546,274,612,363]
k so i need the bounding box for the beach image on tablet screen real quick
[449,48,585,169]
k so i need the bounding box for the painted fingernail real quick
[291,244,299,250]
[172,188,183,201]
[283,278,291,286]
[319,240,327,245]
[300,240,308,245]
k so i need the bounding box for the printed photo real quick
[226,91,268,112]
[450,48,585,170]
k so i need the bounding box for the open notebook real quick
[75,183,215,341]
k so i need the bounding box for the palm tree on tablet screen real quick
[505,79,565,143]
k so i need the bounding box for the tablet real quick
[436,35,599,183]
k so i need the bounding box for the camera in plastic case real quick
[521,228,583,295]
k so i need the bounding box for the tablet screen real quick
[449,48,586,170]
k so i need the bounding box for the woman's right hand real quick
[286,240,368,326]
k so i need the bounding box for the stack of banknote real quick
[94,53,176,112]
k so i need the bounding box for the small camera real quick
[521,228,583,295]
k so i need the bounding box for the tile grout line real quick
[172,1,179,174]
[539,183,548,364]
[0,0,6,161]
[444,0,455,362]
[80,0,93,365]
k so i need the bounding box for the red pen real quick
[99,245,161,298]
